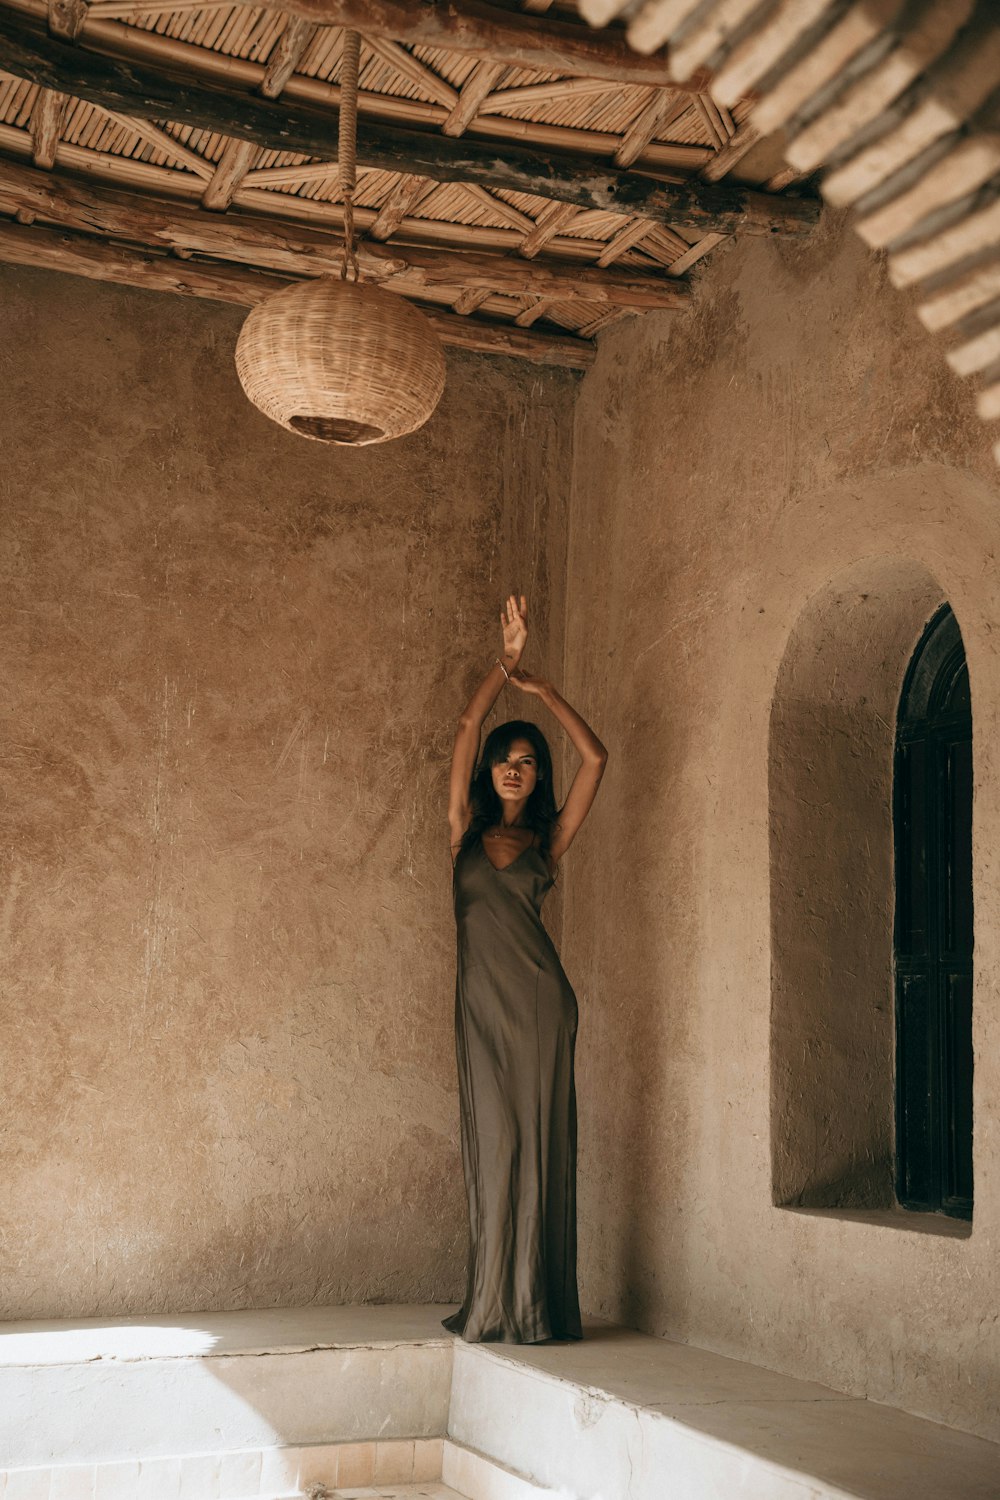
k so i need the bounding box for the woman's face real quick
[491,737,540,807]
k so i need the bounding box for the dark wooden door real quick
[894,605,973,1220]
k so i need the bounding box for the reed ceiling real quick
[0,0,818,365]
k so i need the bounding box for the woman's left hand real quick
[509,667,549,696]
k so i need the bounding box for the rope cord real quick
[339,28,361,282]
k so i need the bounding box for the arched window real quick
[894,605,973,1220]
[770,562,973,1233]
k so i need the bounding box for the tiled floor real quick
[332,1489,462,1499]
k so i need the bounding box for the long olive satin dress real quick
[444,832,582,1344]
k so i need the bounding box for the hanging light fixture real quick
[235,31,447,446]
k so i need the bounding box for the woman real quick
[444,593,608,1343]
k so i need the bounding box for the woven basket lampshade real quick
[235,276,447,446]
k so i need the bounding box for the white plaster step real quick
[450,1329,1000,1500]
[0,1306,454,1471]
[2,1307,997,1499]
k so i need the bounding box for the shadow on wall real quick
[768,557,950,1211]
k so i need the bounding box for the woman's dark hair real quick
[460,720,558,857]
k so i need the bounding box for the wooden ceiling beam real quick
[260,17,318,99]
[461,182,535,233]
[0,215,596,366]
[0,7,818,238]
[0,159,693,308]
[614,87,690,169]
[363,35,458,110]
[367,172,435,239]
[595,216,654,266]
[202,138,259,211]
[452,286,492,315]
[102,109,215,178]
[519,201,580,260]
[513,296,557,328]
[485,77,622,111]
[201,19,318,211]
[28,85,66,168]
[442,60,506,139]
[0,118,657,260]
[46,0,84,39]
[577,306,633,337]
[13,4,711,174]
[77,0,683,88]
[701,121,760,183]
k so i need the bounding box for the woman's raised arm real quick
[507,667,608,865]
[448,594,528,858]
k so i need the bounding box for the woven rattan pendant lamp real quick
[235,31,446,445]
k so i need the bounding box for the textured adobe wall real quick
[0,264,574,1318]
[568,215,1000,1440]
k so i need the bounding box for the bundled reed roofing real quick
[0,0,818,364]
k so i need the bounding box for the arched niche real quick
[769,557,960,1216]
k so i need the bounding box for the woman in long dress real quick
[444,593,608,1344]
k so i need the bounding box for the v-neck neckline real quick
[481,835,535,874]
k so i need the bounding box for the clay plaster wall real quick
[0,264,575,1319]
[568,215,1000,1440]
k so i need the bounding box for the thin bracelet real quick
[495,657,510,680]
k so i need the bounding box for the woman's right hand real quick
[500,593,528,664]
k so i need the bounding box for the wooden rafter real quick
[202,139,259,211]
[46,0,84,39]
[639,223,690,260]
[363,35,458,110]
[461,183,535,233]
[485,77,621,111]
[692,92,725,149]
[7,6,714,174]
[0,216,596,366]
[0,119,669,262]
[367,173,435,240]
[596,216,654,267]
[519,201,581,260]
[240,160,338,189]
[664,232,725,276]
[75,0,689,87]
[0,0,838,361]
[614,87,690,169]
[0,9,819,238]
[442,60,506,139]
[201,17,318,210]
[577,306,633,337]
[102,111,214,179]
[0,159,693,309]
[513,296,557,328]
[452,286,492,315]
[260,17,319,99]
[28,84,66,168]
[701,121,760,183]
